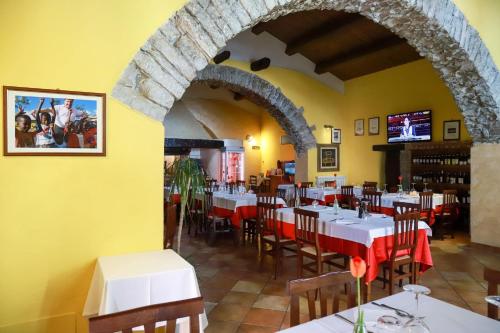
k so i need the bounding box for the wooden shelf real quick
[411,164,470,172]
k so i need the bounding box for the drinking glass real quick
[411,183,416,192]
[423,183,428,192]
[312,193,319,208]
[376,315,402,332]
[383,184,388,195]
[402,284,431,333]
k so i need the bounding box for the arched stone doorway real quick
[113,0,500,142]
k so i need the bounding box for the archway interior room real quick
[1,1,500,333]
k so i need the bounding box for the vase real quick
[353,322,368,333]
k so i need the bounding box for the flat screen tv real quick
[284,161,296,175]
[387,110,432,143]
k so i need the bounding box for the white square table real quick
[83,249,207,332]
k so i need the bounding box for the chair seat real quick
[383,255,411,267]
[263,234,294,244]
[301,246,337,257]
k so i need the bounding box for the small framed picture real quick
[354,119,364,136]
[3,86,106,156]
[331,128,341,144]
[317,144,339,172]
[443,120,460,141]
[368,117,379,135]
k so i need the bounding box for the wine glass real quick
[383,184,388,195]
[485,295,500,307]
[423,183,428,192]
[376,315,402,332]
[411,182,416,193]
[402,284,431,333]
[312,193,319,208]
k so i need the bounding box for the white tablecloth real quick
[306,187,338,201]
[83,250,207,332]
[279,291,500,333]
[276,206,431,248]
[378,193,443,209]
[212,191,287,211]
[278,184,296,201]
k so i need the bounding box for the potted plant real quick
[168,157,206,253]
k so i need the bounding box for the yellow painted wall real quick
[260,112,295,173]
[226,59,469,186]
[1,0,500,332]
[0,0,186,332]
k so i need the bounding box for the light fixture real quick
[323,124,334,129]
[246,134,259,149]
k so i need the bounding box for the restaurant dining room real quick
[2,1,500,333]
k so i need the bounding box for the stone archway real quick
[191,64,315,154]
[113,0,500,142]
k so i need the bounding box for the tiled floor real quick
[178,231,500,333]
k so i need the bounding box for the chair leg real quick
[273,245,280,280]
[388,266,394,295]
[382,267,387,289]
[317,258,322,275]
[297,251,303,278]
[398,265,403,287]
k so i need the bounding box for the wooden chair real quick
[301,182,313,188]
[164,203,177,249]
[363,190,382,213]
[340,185,354,209]
[434,189,459,240]
[205,178,217,191]
[236,180,246,188]
[296,185,309,206]
[260,178,271,193]
[294,208,346,277]
[324,180,337,188]
[287,271,356,327]
[276,188,288,205]
[205,191,231,246]
[418,191,433,224]
[484,267,500,320]
[363,181,377,192]
[393,201,420,215]
[382,211,420,295]
[258,202,296,279]
[89,297,204,333]
[227,182,236,193]
[242,193,277,242]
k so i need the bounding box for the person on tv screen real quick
[400,117,416,139]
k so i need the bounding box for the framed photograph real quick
[317,144,340,172]
[368,116,379,135]
[331,128,341,144]
[443,120,460,141]
[354,119,364,136]
[3,86,106,156]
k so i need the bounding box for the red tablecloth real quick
[213,206,256,228]
[277,220,433,283]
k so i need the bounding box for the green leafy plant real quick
[168,158,205,253]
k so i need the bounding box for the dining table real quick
[275,205,433,300]
[83,249,207,332]
[278,291,500,332]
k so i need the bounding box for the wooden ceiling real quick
[252,10,422,80]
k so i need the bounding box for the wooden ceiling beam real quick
[285,16,364,55]
[315,36,407,74]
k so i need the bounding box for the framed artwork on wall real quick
[368,116,380,135]
[3,86,106,156]
[443,120,461,141]
[354,119,364,136]
[331,128,341,144]
[317,144,340,172]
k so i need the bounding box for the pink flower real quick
[350,256,367,278]
[297,182,302,188]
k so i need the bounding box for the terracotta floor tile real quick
[252,294,290,311]
[200,288,229,303]
[202,276,239,291]
[242,308,286,328]
[209,303,251,322]
[236,324,277,333]
[232,280,266,294]
[261,282,288,296]
[221,291,259,307]
[205,320,239,333]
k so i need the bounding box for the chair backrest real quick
[484,267,500,320]
[257,201,278,240]
[296,185,308,204]
[341,185,354,197]
[301,182,313,188]
[363,190,382,213]
[249,175,258,185]
[164,203,177,249]
[257,192,277,205]
[324,180,337,188]
[391,211,420,261]
[287,271,356,327]
[418,191,433,212]
[89,297,204,333]
[441,189,458,217]
[236,180,246,187]
[260,178,271,193]
[363,181,377,192]
[204,191,213,217]
[393,201,420,215]
[294,208,320,251]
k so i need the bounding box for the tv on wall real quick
[387,110,432,143]
[283,161,296,175]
